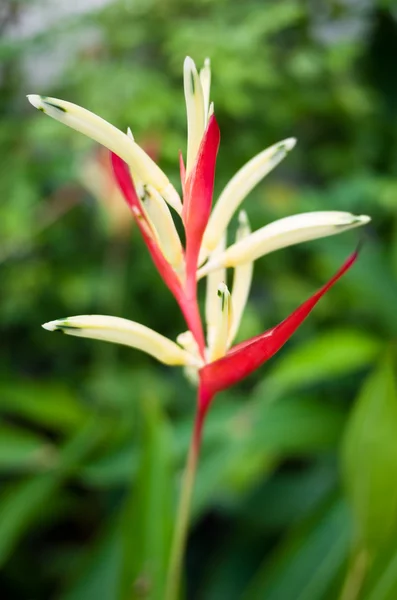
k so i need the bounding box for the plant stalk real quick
[165,408,205,600]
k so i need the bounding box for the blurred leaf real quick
[61,525,123,600]
[243,499,351,600]
[256,329,381,400]
[118,398,173,600]
[0,419,107,567]
[0,381,89,432]
[0,474,60,568]
[342,355,397,552]
[236,460,338,532]
[78,444,139,487]
[0,422,56,472]
[361,538,397,600]
[190,395,345,517]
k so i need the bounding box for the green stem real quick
[338,549,368,600]
[165,408,205,600]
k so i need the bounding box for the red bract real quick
[182,115,220,294]
[111,152,206,353]
[198,249,358,412]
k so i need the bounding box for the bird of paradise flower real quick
[28,56,370,600]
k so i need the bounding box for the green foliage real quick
[1,0,397,598]
[342,357,397,553]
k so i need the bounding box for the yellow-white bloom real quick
[27,95,182,214]
[43,315,200,367]
[137,184,184,273]
[200,137,296,260]
[198,211,370,278]
[207,283,232,362]
[184,56,207,176]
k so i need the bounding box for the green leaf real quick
[0,419,107,567]
[361,539,397,600]
[0,474,60,567]
[0,381,89,432]
[243,499,351,600]
[256,329,381,401]
[61,526,123,600]
[0,422,56,472]
[190,395,345,518]
[342,355,397,551]
[118,398,174,600]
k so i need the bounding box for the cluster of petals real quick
[29,56,370,412]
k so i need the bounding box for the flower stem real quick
[165,408,205,600]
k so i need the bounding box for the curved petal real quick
[184,57,206,176]
[27,95,182,213]
[198,211,370,277]
[43,315,199,366]
[200,138,296,259]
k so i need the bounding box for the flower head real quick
[29,57,370,415]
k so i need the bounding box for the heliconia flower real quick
[30,56,371,420]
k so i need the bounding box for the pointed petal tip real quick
[284,137,297,150]
[356,215,371,225]
[42,320,59,331]
[27,94,42,109]
[184,56,195,70]
[238,209,248,225]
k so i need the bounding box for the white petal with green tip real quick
[184,57,206,176]
[27,95,182,214]
[42,315,199,366]
[201,138,296,258]
[207,283,232,362]
[138,184,184,272]
[198,211,371,277]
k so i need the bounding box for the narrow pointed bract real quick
[183,114,220,292]
[199,250,359,407]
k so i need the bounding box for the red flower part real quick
[198,249,358,411]
[182,115,220,293]
[111,152,205,351]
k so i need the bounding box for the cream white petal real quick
[205,235,226,349]
[42,315,198,366]
[228,211,253,347]
[184,57,206,176]
[199,58,211,125]
[201,138,296,258]
[139,184,184,272]
[207,283,232,362]
[198,211,371,277]
[176,330,202,363]
[27,95,182,214]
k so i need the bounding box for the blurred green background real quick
[1,0,397,598]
